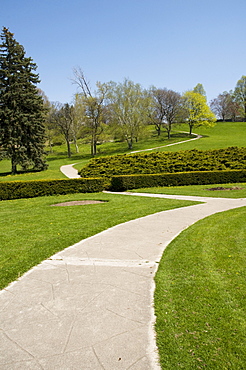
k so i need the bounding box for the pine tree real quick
[0,27,47,174]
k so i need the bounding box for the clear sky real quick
[1,0,246,104]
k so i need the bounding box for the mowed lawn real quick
[155,206,246,369]
[0,121,245,182]
[0,192,196,290]
[160,121,246,152]
[129,182,246,199]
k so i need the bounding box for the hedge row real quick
[1,169,245,200]
[0,178,105,201]
[110,170,246,192]
[79,147,246,178]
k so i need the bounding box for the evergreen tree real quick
[0,27,47,174]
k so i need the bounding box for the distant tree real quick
[0,27,47,174]
[193,83,206,99]
[72,68,108,156]
[150,88,183,139]
[107,79,150,150]
[183,91,216,135]
[37,89,55,153]
[234,75,246,121]
[51,102,74,158]
[210,91,240,121]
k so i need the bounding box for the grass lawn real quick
[1,121,245,182]
[0,192,196,290]
[154,206,246,369]
[129,183,246,199]
[0,130,193,182]
[159,122,246,152]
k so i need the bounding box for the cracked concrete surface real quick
[0,193,246,369]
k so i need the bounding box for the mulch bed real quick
[51,200,106,206]
[206,187,243,191]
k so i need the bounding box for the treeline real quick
[43,74,217,157]
[43,72,246,158]
[1,25,245,176]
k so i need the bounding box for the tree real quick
[0,27,47,174]
[72,68,108,156]
[150,88,183,139]
[107,79,150,150]
[193,83,206,99]
[210,91,240,121]
[234,75,246,121]
[51,102,74,158]
[183,91,216,135]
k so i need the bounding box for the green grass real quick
[129,183,246,198]
[0,192,197,290]
[0,122,245,182]
[154,206,246,369]
[159,122,246,152]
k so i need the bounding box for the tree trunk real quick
[189,124,193,135]
[66,139,71,158]
[127,138,133,150]
[11,158,17,175]
[91,135,97,156]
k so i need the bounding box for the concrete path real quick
[1,193,246,369]
[130,133,202,154]
[60,164,80,179]
[59,132,202,180]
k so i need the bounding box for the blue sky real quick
[1,0,246,104]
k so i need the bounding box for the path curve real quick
[60,163,80,179]
[60,132,202,179]
[0,193,245,369]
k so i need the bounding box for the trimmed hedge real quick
[0,177,105,201]
[79,147,246,178]
[110,170,246,192]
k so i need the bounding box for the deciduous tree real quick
[51,102,74,158]
[234,75,246,121]
[150,88,183,139]
[210,92,240,121]
[107,79,150,150]
[72,68,108,156]
[193,83,206,99]
[183,91,216,135]
[0,27,47,174]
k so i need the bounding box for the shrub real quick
[79,147,246,179]
[110,170,246,191]
[0,178,106,201]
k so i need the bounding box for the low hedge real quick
[79,147,246,178]
[0,177,105,201]
[110,170,246,192]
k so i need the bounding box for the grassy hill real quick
[0,122,245,182]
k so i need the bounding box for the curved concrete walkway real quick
[1,193,246,369]
[59,132,202,180]
[60,164,80,179]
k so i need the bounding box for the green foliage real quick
[79,147,246,179]
[110,170,246,191]
[0,27,47,174]
[193,83,206,98]
[183,91,216,134]
[234,75,246,121]
[0,177,105,200]
[107,78,151,150]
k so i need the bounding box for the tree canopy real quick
[183,91,216,135]
[234,75,246,121]
[0,27,47,174]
